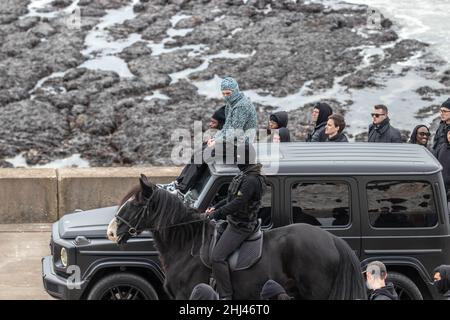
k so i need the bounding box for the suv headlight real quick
[60,247,68,267]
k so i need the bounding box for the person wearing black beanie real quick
[306,102,333,142]
[189,283,219,300]
[260,280,291,300]
[211,106,226,130]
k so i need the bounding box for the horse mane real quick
[121,185,206,252]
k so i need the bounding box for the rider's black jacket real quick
[212,164,265,231]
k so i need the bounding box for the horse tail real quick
[328,237,367,300]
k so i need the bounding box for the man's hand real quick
[207,138,216,148]
[205,207,215,216]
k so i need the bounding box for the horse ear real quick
[139,174,155,197]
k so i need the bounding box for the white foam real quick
[80,56,135,78]
[23,0,80,19]
[144,90,170,101]
[5,153,90,168]
[172,50,254,84]
[81,0,140,77]
[29,71,67,99]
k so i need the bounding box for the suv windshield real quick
[183,167,212,207]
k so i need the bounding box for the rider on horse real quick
[205,143,266,300]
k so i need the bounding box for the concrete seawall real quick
[0,167,182,223]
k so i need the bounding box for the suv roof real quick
[210,142,442,176]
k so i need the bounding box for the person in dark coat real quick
[268,111,291,142]
[158,106,226,194]
[409,125,430,147]
[433,265,450,300]
[364,261,398,300]
[325,114,348,142]
[273,127,291,143]
[189,283,219,300]
[368,105,402,143]
[260,280,292,300]
[435,127,450,192]
[205,143,266,300]
[432,98,450,153]
[306,102,333,142]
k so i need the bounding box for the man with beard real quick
[368,105,402,143]
[205,143,266,300]
[364,261,398,300]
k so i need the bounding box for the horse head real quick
[107,174,155,245]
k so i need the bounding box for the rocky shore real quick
[0,0,449,167]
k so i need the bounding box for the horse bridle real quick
[115,189,207,236]
[115,194,152,236]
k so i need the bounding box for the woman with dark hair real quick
[306,102,333,142]
[325,114,348,142]
[409,125,430,148]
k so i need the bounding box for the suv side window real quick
[209,183,273,227]
[367,181,438,228]
[291,182,350,227]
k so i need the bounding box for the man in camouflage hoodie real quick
[209,77,258,149]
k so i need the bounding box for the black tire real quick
[387,272,423,300]
[87,272,159,300]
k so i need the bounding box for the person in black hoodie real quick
[432,98,450,153]
[435,127,450,193]
[368,105,402,143]
[433,265,450,300]
[409,125,430,148]
[268,111,291,142]
[306,102,333,142]
[364,261,398,300]
[325,114,348,142]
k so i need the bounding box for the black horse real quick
[107,175,367,300]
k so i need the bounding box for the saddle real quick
[200,219,263,272]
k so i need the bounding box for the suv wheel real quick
[387,272,423,300]
[87,272,159,300]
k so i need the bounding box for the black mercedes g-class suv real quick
[42,143,450,300]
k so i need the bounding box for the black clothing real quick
[368,118,402,143]
[306,122,327,142]
[306,103,333,142]
[270,111,288,128]
[409,125,429,145]
[326,133,348,142]
[315,102,333,126]
[211,223,253,299]
[211,164,266,299]
[260,280,287,300]
[435,143,450,191]
[433,265,450,296]
[189,283,219,300]
[277,127,291,142]
[368,283,398,300]
[432,121,449,153]
[213,164,265,231]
